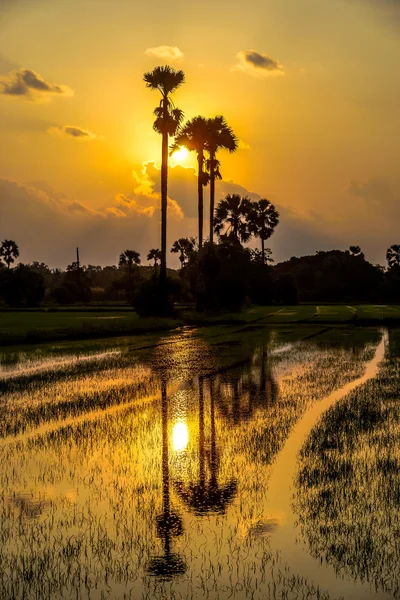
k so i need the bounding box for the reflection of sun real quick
[171,146,189,164]
[172,421,189,452]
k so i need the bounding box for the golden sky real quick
[0,0,399,267]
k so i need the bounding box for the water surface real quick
[0,325,398,600]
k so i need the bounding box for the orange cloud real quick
[144,46,184,60]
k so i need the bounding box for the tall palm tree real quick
[214,194,252,244]
[387,245,400,269]
[0,239,19,269]
[206,117,238,243]
[248,199,279,265]
[143,66,185,288]
[119,249,141,280]
[171,237,196,268]
[171,116,209,248]
[147,248,162,271]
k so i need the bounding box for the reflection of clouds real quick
[9,492,51,519]
[247,518,280,538]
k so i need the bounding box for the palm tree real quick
[119,249,141,280]
[171,237,196,268]
[248,199,279,264]
[206,117,238,243]
[171,116,209,248]
[143,66,185,288]
[0,239,19,269]
[214,194,252,244]
[147,248,162,271]
[387,245,400,269]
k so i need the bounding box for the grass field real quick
[0,304,399,346]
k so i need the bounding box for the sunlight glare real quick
[171,146,189,164]
[172,421,189,452]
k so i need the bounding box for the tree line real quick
[0,238,399,310]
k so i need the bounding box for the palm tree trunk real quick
[261,237,265,265]
[161,379,170,516]
[199,377,205,486]
[160,100,168,288]
[197,153,204,248]
[209,157,215,244]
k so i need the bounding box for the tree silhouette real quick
[206,117,238,243]
[143,66,185,290]
[248,199,279,264]
[171,237,196,268]
[0,240,19,269]
[214,194,252,243]
[387,245,400,269]
[119,249,141,279]
[349,246,365,259]
[147,248,162,271]
[171,116,209,248]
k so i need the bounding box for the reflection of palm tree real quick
[215,349,278,423]
[175,377,237,515]
[146,379,186,580]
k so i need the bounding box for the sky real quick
[0,0,399,268]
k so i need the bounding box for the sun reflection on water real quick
[172,421,189,452]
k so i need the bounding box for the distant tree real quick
[206,117,238,243]
[349,246,365,259]
[387,245,400,269]
[248,199,279,264]
[214,194,252,244]
[144,65,185,289]
[171,238,196,268]
[171,116,209,248]
[275,273,298,305]
[147,248,162,271]
[0,240,19,269]
[119,250,141,277]
[250,248,274,265]
[0,264,45,307]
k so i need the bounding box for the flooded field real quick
[0,325,398,600]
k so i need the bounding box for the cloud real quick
[0,68,73,101]
[2,167,399,268]
[145,45,184,60]
[238,139,252,150]
[233,50,284,77]
[48,125,98,140]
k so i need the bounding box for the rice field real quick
[0,324,398,599]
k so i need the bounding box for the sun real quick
[171,146,189,165]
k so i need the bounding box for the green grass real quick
[1,304,400,346]
[0,311,182,345]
